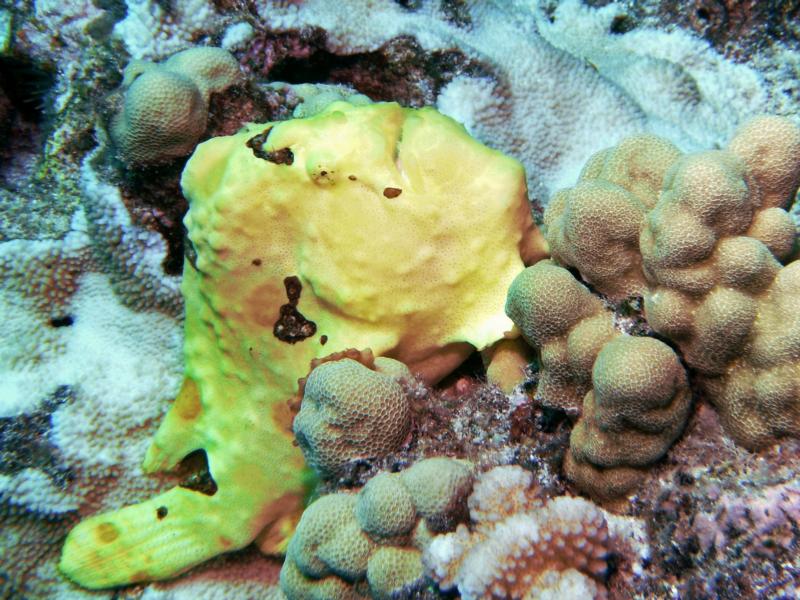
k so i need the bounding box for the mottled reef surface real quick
[1,1,799,598]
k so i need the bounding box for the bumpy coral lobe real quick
[545,134,682,298]
[506,259,616,412]
[564,335,691,500]
[506,260,691,500]
[546,115,800,450]
[111,47,241,165]
[293,357,412,479]
[281,458,473,600]
[60,101,544,588]
[577,337,690,467]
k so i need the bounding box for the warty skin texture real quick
[59,101,546,588]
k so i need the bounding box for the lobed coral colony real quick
[111,47,242,165]
[2,2,800,599]
[543,116,800,451]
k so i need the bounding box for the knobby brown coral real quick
[545,115,800,450]
[506,259,617,412]
[281,458,473,600]
[506,260,692,499]
[293,357,412,480]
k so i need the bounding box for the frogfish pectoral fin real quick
[59,485,258,588]
[142,377,205,474]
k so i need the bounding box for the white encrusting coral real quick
[246,0,782,199]
[0,148,184,596]
[114,0,225,60]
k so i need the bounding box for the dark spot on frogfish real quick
[383,187,402,198]
[96,522,119,543]
[156,506,168,520]
[246,127,294,165]
[274,276,317,344]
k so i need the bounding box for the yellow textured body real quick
[59,101,544,588]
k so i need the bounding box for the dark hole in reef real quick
[333,458,378,489]
[0,56,56,174]
[49,315,74,328]
[266,46,348,84]
[536,405,569,433]
[257,32,478,106]
[274,275,317,344]
[156,505,168,519]
[252,258,262,266]
[161,221,187,276]
[0,56,56,123]
[436,350,486,391]
[178,450,218,496]
[609,14,635,34]
[696,7,711,21]
[393,0,423,10]
[116,161,189,277]
[604,551,620,582]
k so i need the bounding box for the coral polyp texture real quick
[425,465,610,600]
[506,259,617,412]
[506,260,692,499]
[565,335,691,500]
[110,47,241,165]
[280,457,473,600]
[293,356,412,480]
[545,115,800,450]
[58,100,545,589]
